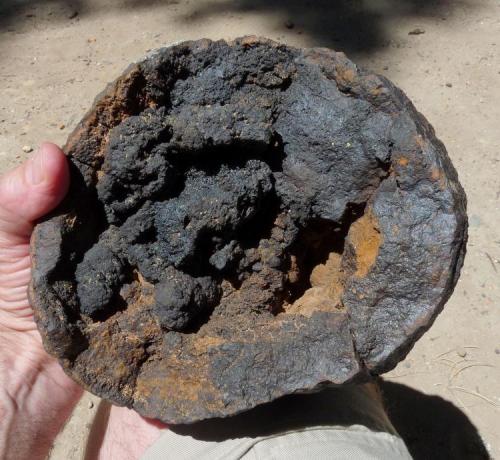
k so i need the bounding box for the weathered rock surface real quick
[29,37,467,424]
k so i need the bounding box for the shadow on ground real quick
[178,0,472,53]
[380,381,489,460]
[1,0,475,54]
[0,0,83,31]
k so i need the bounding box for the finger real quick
[0,143,69,239]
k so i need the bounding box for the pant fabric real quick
[141,384,412,460]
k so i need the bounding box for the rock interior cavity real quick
[29,37,467,424]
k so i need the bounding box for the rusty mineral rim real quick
[29,37,467,424]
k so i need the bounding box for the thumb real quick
[0,143,69,239]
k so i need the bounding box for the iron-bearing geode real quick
[29,37,467,424]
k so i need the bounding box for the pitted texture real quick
[29,37,467,424]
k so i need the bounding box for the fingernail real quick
[27,147,46,185]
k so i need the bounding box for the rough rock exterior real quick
[29,37,467,424]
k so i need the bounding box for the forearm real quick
[0,330,82,460]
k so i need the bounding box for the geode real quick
[29,37,467,424]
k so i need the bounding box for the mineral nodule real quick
[29,37,467,424]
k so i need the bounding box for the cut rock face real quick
[29,37,467,424]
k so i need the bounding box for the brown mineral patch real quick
[336,66,357,86]
[134,357,224,415]
[136,371,203,405]
[285,287,341,317]
[287,254,300,284]
[397,156,409,167]
[347,209,382,278]
[414,134,426,149]
[431,167,441,181]
[239,35,262,47]
[65,65,152,179]
[286,253,345,317]
[430,166,447,190]
[369,86,383,97]
[192,335,226,354]
[310,252,345,301]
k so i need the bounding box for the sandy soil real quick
[0,0,498,458]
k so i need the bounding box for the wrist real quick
[0,328,82,460]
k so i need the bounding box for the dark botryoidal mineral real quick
[29,37,467,424]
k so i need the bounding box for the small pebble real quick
[495,348,500,355]
[383,65,389,71]
[456,347,467,358]
[285,20,295,29]
[22,145,33,153]
[59,124,65,130]
[68,11,79,19]
[408,28,425,35]
[88,401,94,409]
[446,82,453,88]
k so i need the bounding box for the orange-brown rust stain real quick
[335,66,357,87]
[136,370,202,404]
[369,86,383,97]
[192,335,225,355]
[431,168,441,181]
[363,75,385,98]
[287,254,300,284]
[430,167,447,190]
[348,209,382,278]
[431,268,444,284]
[286,253,346,317]
[66,66,141,150]
[414,134,426,149]
[65,65,155,183]
[239,35,265,48]
[78,322,146,395]
[397,156,409,167]
[285,288,342,317]
[310,252,345,301]
[134,353,225,414]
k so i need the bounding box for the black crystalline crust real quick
[29,37,467,424]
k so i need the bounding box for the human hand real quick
[0,143,82,460]
[0,143,164,460]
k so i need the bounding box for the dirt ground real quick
[0,0,498,458]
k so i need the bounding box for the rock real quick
[456,347,467,358]
[153,267,221,331]
[22,145,33,153]
[29,37,467,424]
[409,28,426,35]
[75,237,126,318]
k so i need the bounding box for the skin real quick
[0,143,163,460]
